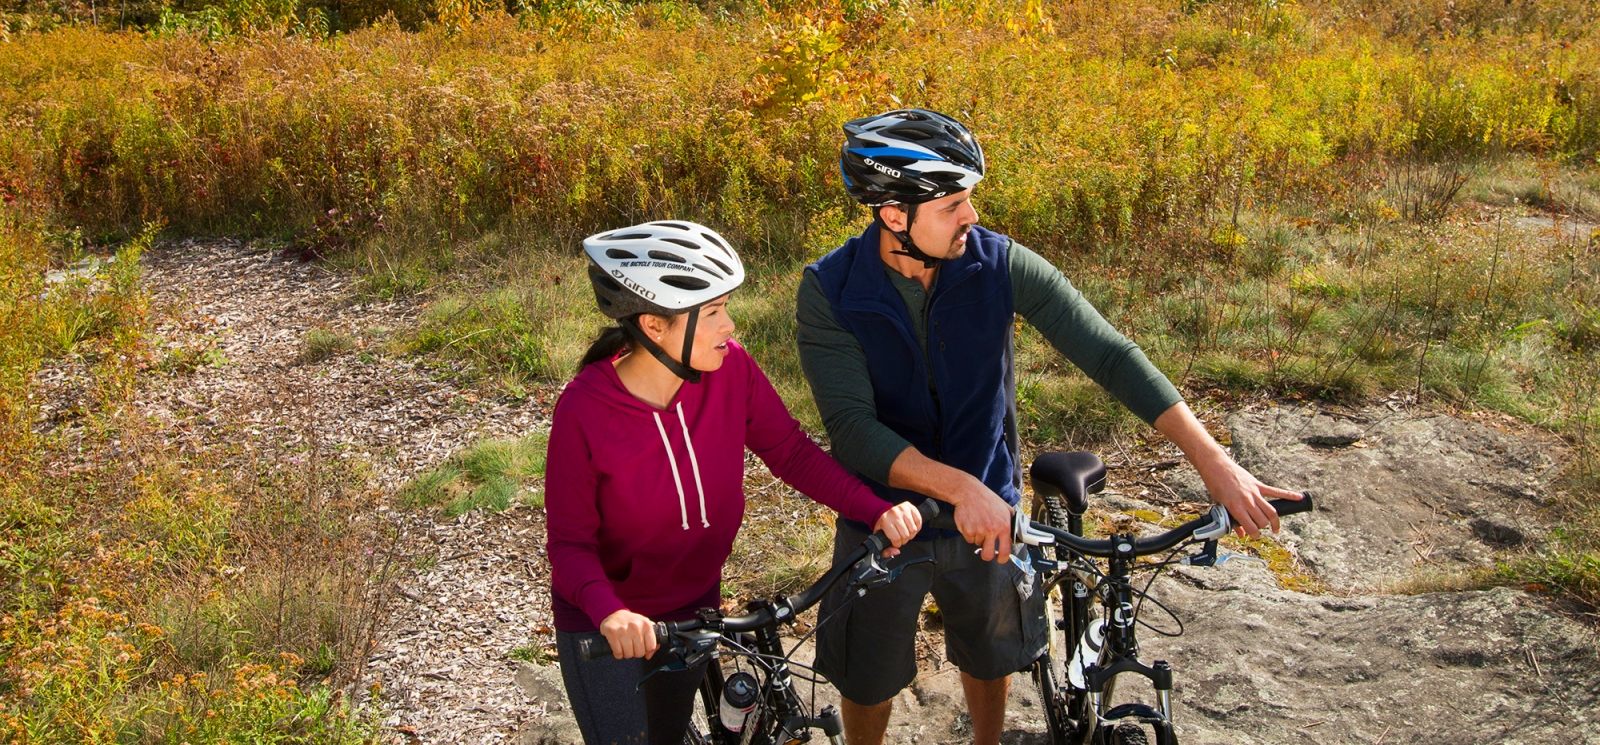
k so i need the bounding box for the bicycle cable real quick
[1127,544,1189,638]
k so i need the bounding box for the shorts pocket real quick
[1017,559,1049,664]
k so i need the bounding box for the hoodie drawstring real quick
[652,412,691,530]
[676,403,710,529]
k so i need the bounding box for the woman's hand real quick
[598,609,657,660]
[873,501,924,558]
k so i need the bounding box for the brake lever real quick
[1180,538,1267,568]
[847,553,934,595]
[633,630,719,691]
[635,659,687,690]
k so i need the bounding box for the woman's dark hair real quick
[577,323,633,372]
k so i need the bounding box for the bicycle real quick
[577,499,942,744]
[931,451,1314,745]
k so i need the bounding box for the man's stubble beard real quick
[943,226,973,259]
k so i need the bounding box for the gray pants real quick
[555,630,707,745]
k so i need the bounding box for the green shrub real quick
[401,433,548,515]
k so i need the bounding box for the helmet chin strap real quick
[624,308,703,384]
[881,213,941,269]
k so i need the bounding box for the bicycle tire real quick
[1030,493,1084,744]
[1109,722,1150,745]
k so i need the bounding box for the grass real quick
[298,326,356,364]
[400,433,549,516]
[723,480,839,600]
[1223,534,1328,595]
[0,215,381,742]
[2,3,1600,735]
[508,642,557,666]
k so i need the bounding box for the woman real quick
[545,220,922,744]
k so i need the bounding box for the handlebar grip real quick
[576,635,611,661]
[576,623,670,661]
[1269,493,1315,517]
[868,499,944,552]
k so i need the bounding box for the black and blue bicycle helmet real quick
[839,108,986,208]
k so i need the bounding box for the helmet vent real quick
[662,238,701,251]
[605,248,638,260]
[655,221,692,231]
[606,232,652,241]
[661,275,710,291]
[701,231,729,250]
[936,147,977,167]
[692,263,723,279]
[706,257,733,275]
[648,250,687,263]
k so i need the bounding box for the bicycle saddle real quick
[1029,451,1106,516]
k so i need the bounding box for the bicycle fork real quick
[749,610,846,745]
[1076,544,1177,745]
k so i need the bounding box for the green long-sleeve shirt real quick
[795,240,1182,484]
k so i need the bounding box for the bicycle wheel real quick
[1030,493,1084,744]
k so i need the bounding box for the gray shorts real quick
[812,518,1047,706]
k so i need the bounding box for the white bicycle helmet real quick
[583,221,745,383]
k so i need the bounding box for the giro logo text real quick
[863,157,902,179]
[612,269,657,301]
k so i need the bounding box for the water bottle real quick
[719,671,760,732]
[1067,618,1106,690]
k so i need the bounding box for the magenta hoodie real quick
[544,340,893,632]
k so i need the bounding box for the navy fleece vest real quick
[809,223,1021,533]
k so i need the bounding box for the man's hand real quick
[1198,459,1304,537]
[885,446,1014,563]
[599,609,657,660]
[1154,402,1304,538]
[945,474,1014,563]
[872,501,924,558]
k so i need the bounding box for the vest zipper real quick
[922,282,944,460]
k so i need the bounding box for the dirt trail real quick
[93,240,1598,744]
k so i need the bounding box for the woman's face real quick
[643,295,736,372]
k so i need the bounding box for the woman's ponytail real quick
[577,324,632,372]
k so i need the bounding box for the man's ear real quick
[879,204,910,233]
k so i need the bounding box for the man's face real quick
[885,189,980,260]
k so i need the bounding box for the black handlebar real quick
[926,493,1315,558]
[577,499,941,661]
[577,495,1316,659]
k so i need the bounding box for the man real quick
[797,109,1302,744]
